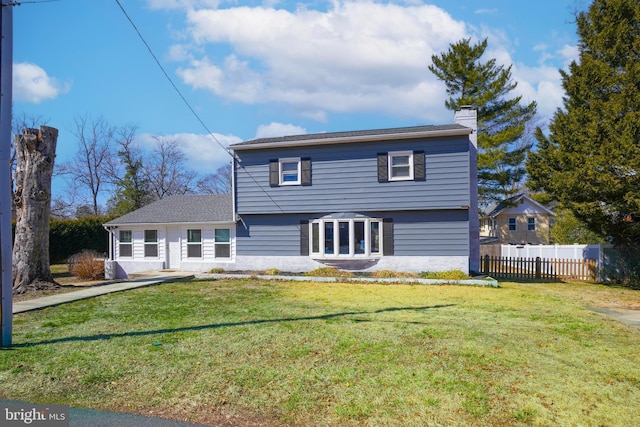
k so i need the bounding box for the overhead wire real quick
[114,0,232,158]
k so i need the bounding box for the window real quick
[119,230,132,257]
[215,228,231,258]
[378,151,425,182]
[270,158,312,186]
[144,230,158,257]
[187,229,202,258]
[280,158,301,185]
[310,217,383,257]
[508,218,517,231]
[527,217,536,231]
[389,151,413,181]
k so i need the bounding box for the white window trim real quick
[527,217,536,231]
[144,230,158,258]
[214,228,232,259]
[310,218,383,258]
[187,229,203,259]
[119,230,133,258]
[388,151,414,181]
[279,157,301,186]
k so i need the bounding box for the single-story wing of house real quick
[103,194,235,279]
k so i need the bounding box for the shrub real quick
[419,270,470,280]
[68,250,105,280]
[264,268,280,276]
[208,267,225,274]
[305,267,353,278]
[49,217,111,263]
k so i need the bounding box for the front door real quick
[166,227,181,270]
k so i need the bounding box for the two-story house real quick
[104,108,478,278]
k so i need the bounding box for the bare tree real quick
[196,163,232,194]
[62,115,116,216]
[144,136,197,199]
[12,127,59,294]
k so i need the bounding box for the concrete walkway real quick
[588,306,640,328]
[13,272,194,314]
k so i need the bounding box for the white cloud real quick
[165,1,573,125]
[255,122,306,139]
[138,132,240,173]
[174,1,466,123]
[13,62,70,104]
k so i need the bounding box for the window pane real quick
[392,166,411,177]
[392,155,410,166]
[188,229,202,243]
[144,230,157,242]
[354,221,365,254]
[281,161,299,183]
[187,244,202,258]
[215,244,231,258]
[508,218,516,231]
[324,222,334,254]
[119,230,132,243]
[339,221,350,254]
[120,244,132,257]
[215,229,230,242]
[312,222,319,253]
[528,218,536,231]
[144,244,158,257]
[371,222,380,253]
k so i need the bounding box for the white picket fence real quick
[499,244,602,261]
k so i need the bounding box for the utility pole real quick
[0,2,14,347]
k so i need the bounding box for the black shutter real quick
[414,150,425,181]
[300,220,309,255]
[301,157,312,186]
[377,152,388,182]
[382,218,394,255]
[269,159,279,187]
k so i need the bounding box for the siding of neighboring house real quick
[495,213,552,245]
[234,135,471,214]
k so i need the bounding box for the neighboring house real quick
[104,108,479,278]
[103,195,235,279]
[480,194,555,245]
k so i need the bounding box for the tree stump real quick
[12,126,59,294]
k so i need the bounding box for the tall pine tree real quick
[527,0,640,257]
[429,38,537,207]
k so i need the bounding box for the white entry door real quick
[166,227,181,270]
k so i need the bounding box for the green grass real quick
[2,279,640,426]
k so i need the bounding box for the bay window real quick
[310,217,382,258]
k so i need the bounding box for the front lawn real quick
[1,279,639,426]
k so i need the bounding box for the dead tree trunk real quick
[12,126,59,294]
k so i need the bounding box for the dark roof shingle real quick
[104,194,233,226]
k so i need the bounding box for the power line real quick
[113,0,231,158]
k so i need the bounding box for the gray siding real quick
[235,135,470,215]
[236,210,469,257]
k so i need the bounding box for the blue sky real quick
[11,0,584,204]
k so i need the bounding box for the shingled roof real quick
[230,124,470,150]
[104,194,233,226]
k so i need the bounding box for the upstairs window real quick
[527,217,536,231]
[508,218,517,231]
[270,158,312,186]
[389,151,413,181]
[378,151,425,182]
[119,230,132,258]
[144,230,158,258]
[187,229,202,258]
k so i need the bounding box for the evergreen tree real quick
[429,38,537,207]
[108,128,153,216]
[527,0,640,254]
